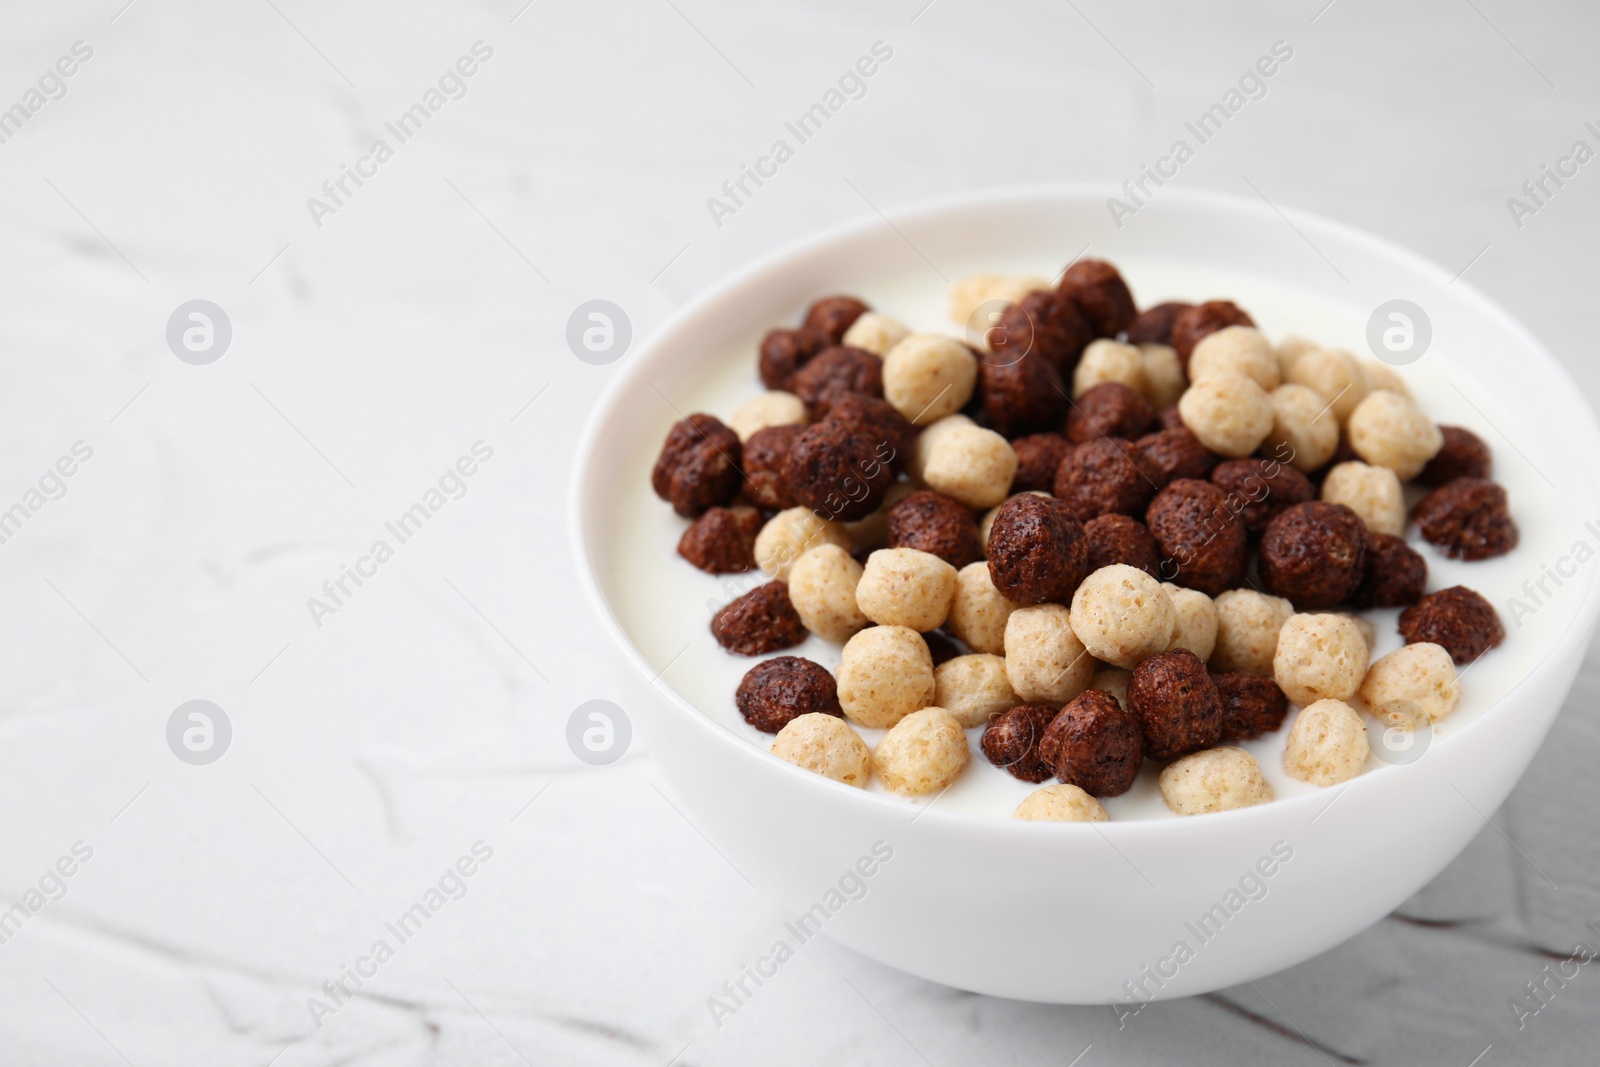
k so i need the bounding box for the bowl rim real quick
[569,183,1600,837]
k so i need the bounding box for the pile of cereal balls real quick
[650,261,1515,821]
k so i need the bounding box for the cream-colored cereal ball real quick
[947,561,1018,655]
[1074,339,1145,397]
[1014,783,1108,822]
[1321,461,1405,537]
[1273,613,1370,707]
[884,334,977,425]
[771,713,872,787]
[755,507,851,581]
[1360,359,1411,398]
[836,625,936,729]
[1177,373,1274,457]
[841,312,912,357]
[1159,747,1274,815]
[922,425,1018,509]
[729,390,806,441]
[1262,383,1340,474]
[1089,668,1131,710]
[1139,344,1187,408]
[1069,565,1176,669]
[855,548,958,632]
[1274,335,1321,378]
[1334,612,1377,659]
[934,653,1018,727]
[980,491,1051,555]
[1188,326,1281,391]
[1283,699,1369,786]
[1347,390,1443,481]
[911,414,974,483]
[1287,347,1367,423]
[874,707,970,796]
[842,480,914,553]
[1210,589,1294,676]
[1359,642,1461,726]
[948,273,1048,329]
[1163,584,1219,662]
[787,544,869,642]
[1004,604,1094,704]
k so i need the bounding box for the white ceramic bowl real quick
[571,188,1600,1003]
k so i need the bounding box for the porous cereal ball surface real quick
[759,326,830,389]
[742,424,801,510]
[1090,667,1132,709]
[1258,502,1367,609]
[981,703,1057,782]
[1159,747,1273,816]
[948,273,1049,328]
[782,421,894,522]
[979,491,1049,553]
[1085,514,1162,577]
[1039,689,1145,797]
[874,707,970,796]
[1177,373,1274,458]
[986,493,1090,604]
[771,712,872,787]
[1070,564,1177,669]
[678,505,763,574]
[1360,360,1411,398]
[842,311,912,357]
[789,345,883,417]
[1066,382,1156,443]
[1058,258,1138,337]
[1139,343,1188,409]
[886,490,983,569]
[1126,302,1192,347]
[786,543,870,643]
[736,656,843,733]
[755,507,852,580]
[978,352,1069,438]
[1360,642,1462,726]
[910,413,973,483]
[1135,427,1220,488]
[1351,532,1427,609]
[922,424,1018,509]
[836,625,936,729]
[1412,478,1519,560]
[824,393,917,475]
[1335,611,1377,658]
[1273,613,1370,707]
[1014,783,1109,822]
[855,548,959,632]
[947,561,1019,655]
[1127,648,1224,761]
[1321,461,1405,537]
[1053,438,1161,521]
[730,391,806,441]
[883,333,978,425]
[1209,458,1316,534]
[1145,479,1248,596]
[1398,586,1505,664]
[1286,347,1367,423]
[1213,672,1289,742]
[1010,434,1075,494]
[1004,603,1095,704]
[1210,589,1294,676]
[1263,383,1340,474]
[803,295,871,344]
[1188,326,1281,391]
[711,582,808,656]
[1418,426,1492,486]
[935,653,1018,727]
[651,413,744,518]
[1073,339,1145,397]
[1347,389,1443,480]
[1171,300,1255,365]
[1163,584,1219,662]
[1283,699,1370,787]
[990,290,1094,374]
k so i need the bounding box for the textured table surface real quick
[2,1,1599,1064]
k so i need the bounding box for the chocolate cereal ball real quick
[1399,586,1505,664]
[1039,689,1145,797]
[1127,648,1224,761]
[759,326,830,390]
[1213,672,1289,742]
[803,294,870,344]
[1418,426,1492,487]
[781,422,894,522]
[1135,427,1220,488]
[1258,502,1367,609]
[1065,382,1155,443]
[1145,479,1248,596]
[1170,300,1255,366]
[651,413,743,518]
[1052,439,1161,521]
[1210,458,1315,534]
[736,656,842,733]
[789,345,883,418]
[990,290,1095,375]
[1351,532,1427,609]
[711,582,808,655]
[1126,302,1192,347]
[1412,478,1519,560]
[978,352,1069,438]
[887,490,983,569]
[1157,405,1187,431]
[985,493,1090,604]
[824,394,916,475]
[741,424,801,510]
[1084,514,1161,577]
[981,703,1058,782]
[1010,433,1074,493]
[1058,259,1137,337]
[678,505,763,574]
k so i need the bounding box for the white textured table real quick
[2,1,1598,1063]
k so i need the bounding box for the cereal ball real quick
[1139,344,1188,409]
[742,424,800,509]
[711,582,808,655]
[989,290,1094,375]
[855,548,959,631]
[1399,586,1505,664]
[1360,642,1462,726]
[922,424,1018,509]
[979,351,1069,437]
[1059,259,1138,336]
[824,394,916,475]
[1073,339,1145,397]
[1258,502,1367,609]
[651,413,743,518]
[1188,326,1280,391]
[1171,301,1255,365]
[1209,458,1316,534]
[730,391,806,442]
[1177,373,1274,458]
[1351,532,1427,609]
[1004,603,1095,704]
[1273,613,1369,707]
[949,273,1050,327]
[1040,689,1145,796]
[787,543,869,642]
[1135,427,1220,488]
[986,493,1090,604]
[1014,783,1108,822]
[947,561,1018,655]
[1160,747,1273,815]
[841,311,912,357]
[1157,405,1186,431]
[1274,335,1321,378]
[978,491,1050,556]
[910,413,973,483]
[883,334,978,426]
[1360,360,1411,398]
[1011,433,1074,494]
[1321,461,1405,537]
[1347,390,1442,480]
[1213,672,1289,742]
[771,713,871,786]
[1283,699,1369,786]
[1418,426,1492,487]
[1126,301,1192,346]
[1090,667,1131,709]
[836,625,936,728]
[803,294,871,344]
[981,703,1057,781]
[736,657,842,733]
[1127,648,1223,760]
[1286,347,1367,423]
[1210,589,1294,676]
[875,707,970,795]
[1145,480,1248,596]
[759,326,831,389]
[1413,478,1519,560]
[1066,382,1155,443]
[1070,565,1177,669]
[789,346,883,418]
[755,507,852,581]
[1164,584,1219,662]
[1262,383,1340,474]
[886,490,983,569]
[782,421,894,522]
[935,653,1018,727]
[678,505,763,574]
[1085,514,1162,577]
[1335,612,1378,659]
[1052,439,1161,521]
